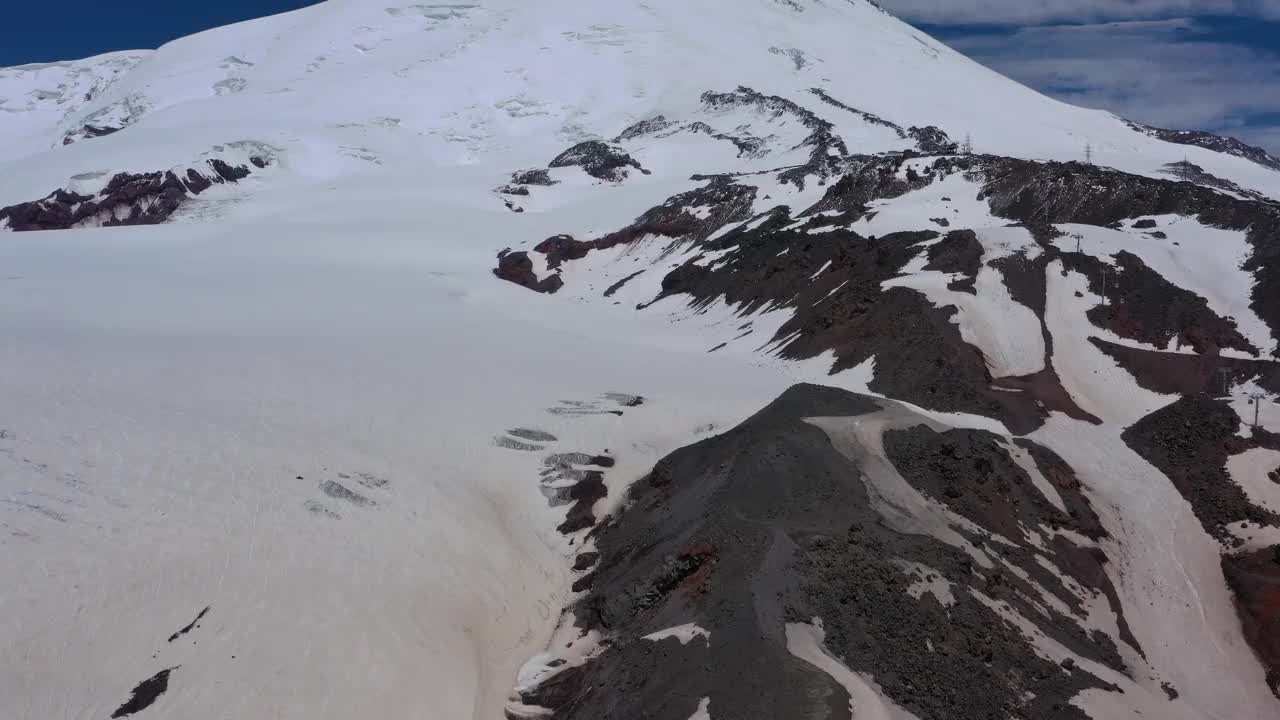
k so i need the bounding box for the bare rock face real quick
[1085,250,1255,355]
[809,87,907,136]
[701,86,847,187]
[924,228,980,293]
[954,156,1280,354]
[62,124,122,145]
[1222,548,1280,698]
[1123,395,1280,543]
[517,384,1128,720]
[495,146,1280,428]
[0,171,185,230]
[493,250,564,294]
[1126,120,1280,173]
[0,156,266,231]
[615,115,679,141]
[802,154,936,215]
[549,141,649,182]
[511,168,557,186]
[494,157,1126,434]
[907,125,958,154]
[498,168,559,198]
[488,105,1280,716]
[1159,160,1273,203]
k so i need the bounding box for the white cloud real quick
[877,0,1280,25]
[923,18,1280,152]
[1233,125,1280,153]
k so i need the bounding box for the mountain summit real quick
[3,2,1279,720]
[2,0,1278,197]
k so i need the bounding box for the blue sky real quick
[879,0,1280,153]
[0,2,322,66]
[3,1,1278,154]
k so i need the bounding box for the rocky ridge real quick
[495,91,1280,717]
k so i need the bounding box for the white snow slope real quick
[3,2,1280,720]
[2,0,1278,206]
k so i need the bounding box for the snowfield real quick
[884,227,1046,379]
[1050,219,1275,357]
[3,0,1280,208]
[0,186,796,719]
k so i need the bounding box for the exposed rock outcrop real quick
[493,250,564,294]
[549,141,649,182]
[908,125,958,154]
[1123,395,1280,542]
[971,156,1280,353]
[0,156,267,231]
[62,124,121,144]
[516,384,1126,720]
[1222,548,1280,698]
[702,86,848,187]
[1126,120,1280,173]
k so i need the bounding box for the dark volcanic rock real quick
[976,156,1273,228]
[1222,548,1280,698]
[184,168,214,194]
[167,606,211,643]
[603,270,646,298]
[685,121,769,159]
[1086,250,1255,355]
[886,426,1135,663]
[534,234,593,269]
[209,158,250,182]
[319,479,374,507]
[0,159,257,232]
[971,156,1280,355]
[614,115,679,142]
[573,552,600,572]
[64,124,122,144]
[1013,440,1108,540]
[498,145,1280,434]
[1127,120,1280,173]
[907,125,958,154]
[493,177,758,295]
[0,188,93,230]
[803,154,935,216]
[0,171,183,230]
[644,221,1050,432]
[497,161,1096,431]
[1092,339,1280,397]
[986,222,1261,415]
[549,141,649,182]
[702,86,847,187]
[924,222,1098,424]
[1123,395,1280,541]
[1159,161,1272,203]
[925,229,980,293]
[493,251,564,294]
[511,168,559,187]
[808,88,907,138]
[519,384,1120,720]
[111,667,179,718]
[886,427,1101,546]
[556,471,607,535]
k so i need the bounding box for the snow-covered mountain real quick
[3,2,1280,720]
[1126,120,1280,173]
